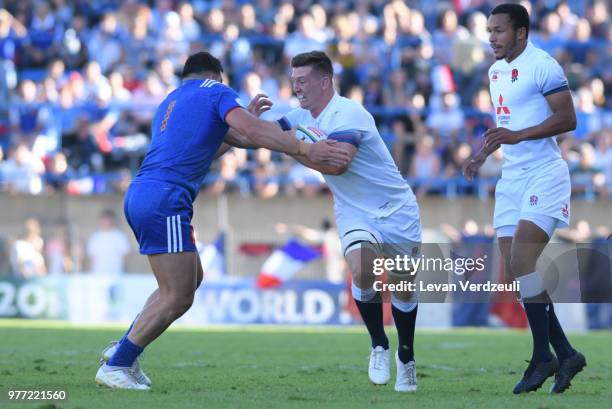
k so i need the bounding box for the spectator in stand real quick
[531,11,564,58]
[178,2,201,43]
[383,69,410,107]
[563,18,594,65]
[87,12,124,73]
[432,9,468,66]
[63,117,104,175]
[10,217,46,279]
[22,2,63,68]
[465,87,495,151]
[129,73,166,133]
[570,142,598,198]
[58,13,90,69]
[586,0,608,39]
[556,1,579,40]
[250,148,279,199]
[108,71,132,103]
[155,11,189,70]
[87,84,120,156]
[426,92,464,162]
[574,87,605,140]
[46,218,81,275]
[87,209,130,276]
[593,130,612,198]
[124,7,155,69]
[284,13,326,59]
[285,161,325,198]
[255,0,276,29]
[204,150,242,196]
[0,143,44,194]
[0,9,26,100]
[47,58,67,89]
[10,80,49,148]
[409,135,441,197]
[44,151,73,192]
[156,58,180,92]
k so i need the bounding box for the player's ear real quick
[321,75,331,90]
[517,26,527,41]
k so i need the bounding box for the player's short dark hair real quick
[291,51,333,77]
[491,3,530,37]
[181,52,223,79]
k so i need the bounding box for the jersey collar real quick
[505,41,534,66]
[311,92,340,120]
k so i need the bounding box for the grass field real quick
[0,320,610,409]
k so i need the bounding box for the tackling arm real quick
[224,108,351,169]
[289,141,357,175]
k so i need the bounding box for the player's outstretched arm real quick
[215,94,274,159]
[289,140,357,175]
[225,108,351,168]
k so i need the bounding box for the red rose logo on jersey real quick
[511,69,519,83]
[530,195,538,206]
[561,203,569,219]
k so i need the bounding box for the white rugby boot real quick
[394,351,417,392]
[100,341,151,387]
[95,364,150,390]
[368,346,390,385]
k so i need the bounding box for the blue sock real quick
[107,338,144,368]
[548,303,575,361]
[355,293,388,349]
[523,299,553,363]
[120,315,139,343]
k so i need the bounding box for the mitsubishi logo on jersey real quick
[497,94,510,115]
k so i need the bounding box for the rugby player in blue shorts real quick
[94,52,350,389]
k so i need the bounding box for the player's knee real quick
[166,292,195,317]
[196,271,204,289]
[343,230,380,274]
[346,249,379,288]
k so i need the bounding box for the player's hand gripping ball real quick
[295,125,327,144]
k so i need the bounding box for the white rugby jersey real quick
[278,92,418,219]
[488,41,570,177]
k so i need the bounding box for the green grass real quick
[0,320,610,409]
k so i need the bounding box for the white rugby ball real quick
[295,125,327,144]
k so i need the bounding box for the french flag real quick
[256,239,321,288]
[199,233,225,281]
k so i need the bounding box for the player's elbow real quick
[560,109,577,132]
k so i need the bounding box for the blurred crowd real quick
[0,210,131,277]
[0,0,609,199]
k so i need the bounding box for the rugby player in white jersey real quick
[247,51,423,392]
[464,3,585,394]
